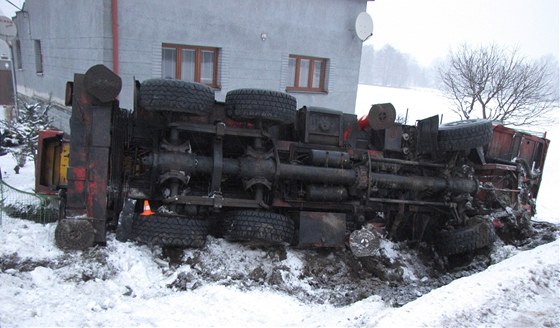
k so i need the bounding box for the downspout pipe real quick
[9,44,18,114]
[111,0,119,75]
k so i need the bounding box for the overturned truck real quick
[37,65,549,259]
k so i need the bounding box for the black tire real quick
[225,88,297,125]
[139,79,215,115]
[223,210,294,244]
[116,198,136,242]
[131,214,209,247]
[438,119,493,151]
[435,222,496,256]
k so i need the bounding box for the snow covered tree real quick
[438,44,559,126]
[0,96,54,169]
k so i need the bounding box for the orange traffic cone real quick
[140,200,156,216]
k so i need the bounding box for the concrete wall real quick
[14,0,366,132]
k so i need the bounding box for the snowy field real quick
[0,86,559,327]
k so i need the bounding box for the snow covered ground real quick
[1,87,559,327]
[0,214,557,327]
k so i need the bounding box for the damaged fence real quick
[0,179,59,225]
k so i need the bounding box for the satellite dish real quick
[355,12,373,42]
[0,16,17,42]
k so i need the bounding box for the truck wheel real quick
[55,219,95,250]
[223,210,294,244]
[438,119,493,151]
[116,198,136,242]
[139,79,215,115]
[225,89,297,125]
[435,222,496,256]
[131,214,209,247]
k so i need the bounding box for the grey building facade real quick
[13,0,368,132]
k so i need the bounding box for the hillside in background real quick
[359,44,438,89]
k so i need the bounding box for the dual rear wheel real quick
[132,80,297,247]
[139,79,297,125]
[118,205,294,247]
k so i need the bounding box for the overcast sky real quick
[1,0,559,66]
[0,0,22,18]
[366,0,559,66]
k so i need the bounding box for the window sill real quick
[36,72,44,76]
[285,87,328,95]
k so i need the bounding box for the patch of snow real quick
[370,240,560,328]
[1,213,558,327]
[0,216,61,259]
[0,149,35,191]
[378,238,399,263]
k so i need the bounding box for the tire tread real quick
[225,89,297,125]
[438,120,493,151]
[223,210,294,244]
[131,214,209,247]
[139,79,214,115]
[436,222,496,256]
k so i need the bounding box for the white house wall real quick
[14,0,112,102]
[14,0,366,131]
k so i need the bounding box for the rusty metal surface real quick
[416,115,439,154]
[84,64,122,103]
[487,124,549,171]
[297,211,346,247]
[64,68,123,244]
[369,103,396,130]
[47,65,552,250]
[370,172,477,194]
[300,106,344,146]
[306,185,348,201]
[483,124,549,199]
[384,125,402,152]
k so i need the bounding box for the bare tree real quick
[438,44,559,126]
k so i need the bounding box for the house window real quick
[162,43,219,88]
[287,55,328,92]
[34,40,43,74]
[14,40,22,69]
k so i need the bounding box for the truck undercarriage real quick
[37,65,549,261]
